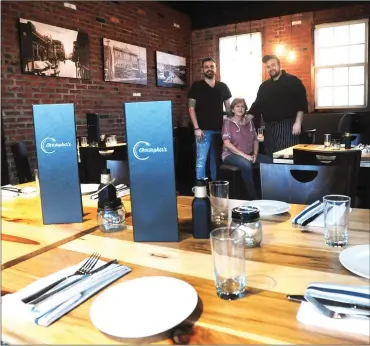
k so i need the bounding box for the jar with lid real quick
[230,206,262,247]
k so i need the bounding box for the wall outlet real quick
[64,2,76,10]
[133,93,141,97]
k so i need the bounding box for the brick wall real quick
[191,3,370,113]
[1,1,191,183]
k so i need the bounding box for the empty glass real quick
[210,227,246,300]
[323,195,351,247]
[209,181,229,227]
[324,134,331,147]
[332,139,340,150]
[257,128,264,142]
[34,169,40,195]
[110,135,117,146]
[80,137,88,147]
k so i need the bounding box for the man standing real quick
[188,57,232,181]
[248,54,308,156]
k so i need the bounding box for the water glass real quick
[34,169,40,195]
[110,135,117,146]
[257,128,264,142]
[324,134,331,147]
[80,137,88,147]
[323,195,351,247]
[332,139,340,150]
[209,181,229,226]
[210,227,246,300]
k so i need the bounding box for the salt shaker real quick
[230,206,262,247]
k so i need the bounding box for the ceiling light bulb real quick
[275,43,285,56]
[288,50,295,61]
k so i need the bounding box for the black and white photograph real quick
[103,38,147,85]
[156,51,186,88]
[19,18,91,79]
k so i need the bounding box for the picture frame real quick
[156,51,186,88]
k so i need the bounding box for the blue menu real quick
[33,103,83,224]
[124,101,179,242]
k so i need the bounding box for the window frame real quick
[314,18,369,110]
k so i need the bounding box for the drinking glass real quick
[210,227,246,300]
[209,181,229,226]
[323,195,351,247]
[324,134,331,148]
[332,139,340,150]
[110,135,117,146]
[80,137,88,147]
[34,169,40,195]
[257,128,264,142]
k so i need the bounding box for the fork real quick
[305,293,370,319]
[22,252,101,304]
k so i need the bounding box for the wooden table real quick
[1,183,132,270]
[273,144,370,167]
[2,199,370,344]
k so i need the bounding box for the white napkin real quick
[297,282,370,336]
[89,184,130,200]
[1,185,37,199]
[292,200,324,226]
[2,259,131,327]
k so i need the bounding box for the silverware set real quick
[21,252,121,305]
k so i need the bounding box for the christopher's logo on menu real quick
[132,140,168,161]
[40,137,72,154]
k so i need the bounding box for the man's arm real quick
[248,85,264,128]
[188,98,203,140]
[292,78,308,135]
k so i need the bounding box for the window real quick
[314,19,368,109]
[219,32,262,109]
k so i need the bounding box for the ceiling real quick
[164,1,363,30]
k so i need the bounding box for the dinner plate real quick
[90,276,198,338]
[339,244,370,279]
[80,184,99,195]
[241,200,290,216]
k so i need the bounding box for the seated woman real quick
[221,98,272,200]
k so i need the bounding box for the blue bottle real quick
[192,179,211,239]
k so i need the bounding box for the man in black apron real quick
[248,54,308,157]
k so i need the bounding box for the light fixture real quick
[288,50,295,61]
[249,20,253,55]
[275,16,285,56]
[234,23,238,52]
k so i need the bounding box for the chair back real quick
[107,160,130,186]
[10,142,32,183]
[260,163,356,205]
[299,129,316,144]
[211,133,225,180]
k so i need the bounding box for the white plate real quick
[339,244,370,279]
[241,200,291,216]
[90,276,198,338]
[80,184,99,195]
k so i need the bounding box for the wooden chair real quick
[260,163,357,206]
[10,142,32,183]
[292,149,361,205]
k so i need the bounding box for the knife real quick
[287,294,370,311]
[26,259,118,305]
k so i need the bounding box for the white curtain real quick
[219,32,262,109]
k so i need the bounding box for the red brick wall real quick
[191,4,370,113]
[1,1,191,182]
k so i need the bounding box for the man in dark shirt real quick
[188,57,232,180]
[248,54,308,156]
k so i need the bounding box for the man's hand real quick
[292,121,302,135]
[194,129,204,141]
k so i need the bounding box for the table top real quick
[273,144,370,161]
[2,197,370,344]
[1,183,132,270]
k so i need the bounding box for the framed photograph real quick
[19,18,91,79]
[156,51,186,88]
[103,38,147,85]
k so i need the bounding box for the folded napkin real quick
[292,200,324,227]
[1,185,37,198]
[2,259,131,327]
[89,184,130,200]
[297,282,370,336]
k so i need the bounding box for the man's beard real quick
[269,69,280,78]
[204,71,214,79]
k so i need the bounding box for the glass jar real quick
[97,205,126,233]
[230,206,262,247]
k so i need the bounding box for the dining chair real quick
[10,142,33,183]
[260,163,356,205]
[292,149,361,205]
